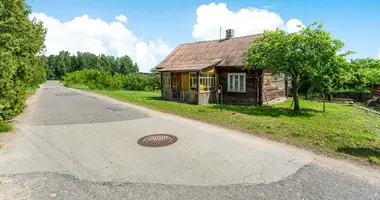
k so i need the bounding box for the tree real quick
[150,67,158,73]
[245,22,346,112]
[79,52,99,70]
[345,58,380,92]
[0,0,46,120]
[133,62,139,73]
[149,67,161,90]
[54,51,71,79]
[42,52,140,78]
[117,55,136,74]
[309,55,351,111]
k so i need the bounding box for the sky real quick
[29,0,380,72]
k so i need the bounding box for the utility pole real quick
[219,26,222,39]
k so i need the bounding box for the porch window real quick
[278,73,285,89]
[163,74,171,86]
[200,73,215,91]
[189,73,197,90]
[228,73,246,92]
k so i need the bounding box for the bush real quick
[369,156,380,164]
[63,69,161,92]
[30,65,47,88]
[0,0,46,122]
[124,73,160,91]
[63,69,124,90]
[0,123,14,132]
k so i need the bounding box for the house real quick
[372,83,380,98]
[156,30,287,105]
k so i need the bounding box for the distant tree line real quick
[45,51,162,92]
[63,68,161,92]
[41,51,139,80]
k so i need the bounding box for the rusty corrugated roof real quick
[157,34,262,72]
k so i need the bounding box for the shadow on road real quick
[337,147,380,158]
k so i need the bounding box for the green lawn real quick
[84,88,380,166]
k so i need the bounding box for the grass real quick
[369,156,380,164]
[76,87,380,166]
[0,123,14,132]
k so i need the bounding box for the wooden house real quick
[156,30,287,105]
[372,83,380,98]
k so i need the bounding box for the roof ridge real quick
[181,33,263,45]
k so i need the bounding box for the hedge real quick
[63,69,160,92]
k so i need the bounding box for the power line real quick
[27,0,35,6]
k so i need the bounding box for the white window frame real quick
[163,73,171,87]
[189,72,197,91]
[278,73,285,90]
[200,73,215,91]
[227,73,246,93]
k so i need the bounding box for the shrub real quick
[0,0,46,122]
[124,73,158,91]
[63,69,124,90]
[30,65,47,88]
[369,156,380,164]
[0,123,14,132]
[63,69,160,92]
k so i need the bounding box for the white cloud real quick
[115,14,128,23]
[285,19,305,33]
[193,3,304,40]
[30,12,173,72]
[148,38,173,56]
[378,49,380,59]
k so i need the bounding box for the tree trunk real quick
[292,79,300,112]
[323,92,326,112]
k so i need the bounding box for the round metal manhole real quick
[137,134,178,147]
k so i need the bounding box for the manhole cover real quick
[137,134,178,147]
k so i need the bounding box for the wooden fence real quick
[372,90,380,98]
[330,92,371,102]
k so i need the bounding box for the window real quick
[228,73,246,92]
[190,73,197,90]
[163,73,171,86]
[278,74,285,89]
[200,73,215,91]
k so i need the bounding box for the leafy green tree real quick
[150,67,158,73]
[46,55,58,79]
[245,22,346,112]
[69,54,82,72]
[79,52,99,70]
[150,67,161,90]
[133,62,139,73]
[98,54,110,71]
[43,52,140,78]
[54,51,71,79]
[0,0,46,120]
[309,55,351,111]
[117,55,137,74]
[344,58,380,92]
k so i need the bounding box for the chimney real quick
[225,29,234,39]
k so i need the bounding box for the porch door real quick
[172,73,181,100]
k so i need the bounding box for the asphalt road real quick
[0,81,379,200]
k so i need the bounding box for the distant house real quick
[372,83,380,98]
[156,30,287,105]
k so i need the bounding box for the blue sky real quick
[30,0,380,71]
